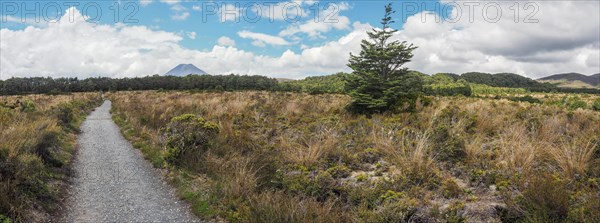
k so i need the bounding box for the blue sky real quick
[0,0,598,79]
[3,1,438,55]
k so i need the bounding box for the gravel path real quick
[63,100,200,223]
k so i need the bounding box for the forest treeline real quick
[283,72,600,95]
[1,72,599,96]
[0,75,278,95]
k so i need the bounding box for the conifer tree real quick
[345,3,422,114]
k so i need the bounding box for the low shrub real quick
[431,124,466,162]
[426,83,472,97]
[19,100,36,112]
[442,179,463,198]
[444,201,466,223]
[326,164,351,178]
[357,148,381,163]
[162,114,219,165]
[519,174,570,222]
[567,97,587,110]
[591,98,600,111]
[508,95,541,104]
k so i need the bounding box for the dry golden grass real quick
[0,93,101,222]
[548,135,597,178]
[108,90,600,222]
[280,128,339,167]
[497,125,540,174]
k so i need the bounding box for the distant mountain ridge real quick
[538,73,600,88]
[164,64,207,76]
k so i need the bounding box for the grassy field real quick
[0,93,102,222]
[108,91,600,223]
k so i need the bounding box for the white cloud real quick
[251,1,310,21]
[140,0,153,6]
[217,36,236,47]
[251,40,266,48]
[279,2,351,38]
[1,15,49,27]
[279,16,351,38]
[394,1,600,78]
[172,12,190,20]
[0,7,364,79]
[170,4,190,21]
[238,30,291,46]
[192,5,201,11]
[187,31,196,39]
[219,3,243,22]
[1,2,598,80]
[160,0,180,5]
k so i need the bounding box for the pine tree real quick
[345,3,422,114]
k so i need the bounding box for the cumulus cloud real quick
[237,30,291,47]
[1,15,49,27]
[251,40,266,48]
[1,2,598,80]
[279,16,351,38]
[160,0,180,5]
[219,3,243,22]
[140,0,153,7]
[217,36,236,47]
[395,1,600,78]
[0,7,365,79]
[186,31,196,39]
[251,1,310,21]
[170,4,190,21]
[278,2,351,38]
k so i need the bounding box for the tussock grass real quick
[108,91,600,222]
[0,93,102,222]
[548,135,597,178]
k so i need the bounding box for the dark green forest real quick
[0,75,278,95]
[1,72,598,96]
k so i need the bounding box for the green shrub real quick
[431,106,467,162]
[357,148,381,163]
[445,201,466,223]
[470,84,527,95]
[163,114,219,165]
[35,128,64,167]
[356,173,368,182]
[55,102,81,131]
[0,106,13,125]
[367,196,418,223]
[0,214,12,223]
[273,166,338,200]
[468,169,498,187]
[519,174,570,222]
[442,179,463,198]
[567,190,600,222]
[591,98,600,111]
[431,124,466,162]
[19,100,36,112]
[566,96,587,110]
[426,82,472,97]
[326,164,351,178]
[508,95,541,104]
